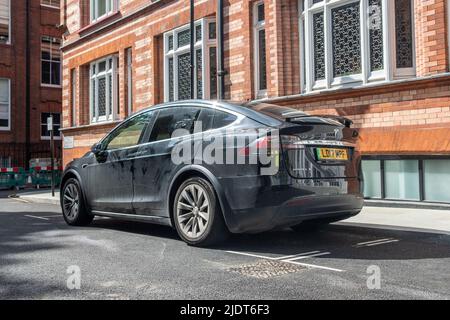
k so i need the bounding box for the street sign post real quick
[47,115,55,197]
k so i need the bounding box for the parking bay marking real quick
[25,215,50,221]
[227,250,343,272]
[354,238,399,248]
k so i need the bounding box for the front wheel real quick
[173,177,228,246]
[61,178,94,226]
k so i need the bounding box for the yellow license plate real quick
[316,148,348,161]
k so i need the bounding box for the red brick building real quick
[61,0,450,204]
[0,0,63,168]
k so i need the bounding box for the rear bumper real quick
[217,175,363,233]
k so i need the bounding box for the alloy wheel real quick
[63,183,80,220]
[176,183,210,239]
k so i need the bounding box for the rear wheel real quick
[61,178,94,226]
[173,177,228,246]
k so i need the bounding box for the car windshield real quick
[242,102,309,120]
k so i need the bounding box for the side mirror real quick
[91,142,103,155]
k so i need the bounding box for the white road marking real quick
[25,215,50,221]
[275,251,320,260]
[227,250,344,272]
[356,238,392,246]
[41,215,62,218]
[285,252,331,261]
[365,239,399,247]
[354,238,399,248]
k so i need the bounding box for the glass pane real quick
[195,25,202,42]
[424,160,450,203]
[209,47,217,99]
[98,77,106,117]
[196,49,203,99]
[168,57,174,102]
[212,110,237,129]
[177,29,191,48]
[51,62,61,85]
[395,0,413,68]
[168,35,174,51]
[369,0,384,72]
[105,112,152,150]
[97,0,107,18]
[257,3,265,22]
[177,52,191,100]
[362,160,382,198]
[258,29,267,90]
[42,61,51,84]
[98,61,106,73]
[313,12,325,81]
[0,0,9,43]
[149,107,200,142]
[385,160,420,200]
[332,3,361,77]
[108,73,113,116]
[209,22,216,39]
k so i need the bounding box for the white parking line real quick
[227,250,344,272]
[41,215,62,218]
[275,251,320,260]
[25,215,50,221]
[354,238,399,248]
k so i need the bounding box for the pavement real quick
[0,195,449,300]
[7,189,450,235]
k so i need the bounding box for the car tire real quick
[173,177,228,247]
[61,178,94,226]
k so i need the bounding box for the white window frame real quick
[40,112,62,140]
[299,0,415,93]
[253,1,268,98]
[40,0,60,9]
[89,55,119,124]
[126,48,133,116]
[41,36,62,87]
[90,0,118,23]
[163,18,217,102]
[0,78,10,131]
[0,0,11,45]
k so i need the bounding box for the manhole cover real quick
[227,259,305,279]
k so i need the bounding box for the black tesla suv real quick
[60,100,364,246]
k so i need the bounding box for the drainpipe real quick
[190,0,195,99]
[25,0,31,169]
[217,0,225,100]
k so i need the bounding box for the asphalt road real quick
[0,192,449,300]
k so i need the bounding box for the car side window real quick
[149,107,201,142]
[104,112,153,151]
[212,110,237,129]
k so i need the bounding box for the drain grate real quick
[228,259,306,279]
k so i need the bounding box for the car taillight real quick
[280,135,303,150]
[238,136,277,156]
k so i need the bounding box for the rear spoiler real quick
[314,115,353,128]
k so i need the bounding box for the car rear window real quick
[196,108,237,132]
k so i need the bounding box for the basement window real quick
[41,0,60,8]
[163,18,217,102]
[89,55,119,123]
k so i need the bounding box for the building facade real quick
[0,0,63,169]
[61,0,450,204]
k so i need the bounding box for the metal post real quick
[49,115,55,197]
[217,0,225,100]
[190,0,195,99]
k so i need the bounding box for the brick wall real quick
[61,0,450,166]
[0,1,62,167]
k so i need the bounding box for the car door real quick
[85,111,153,213]
[132,106,201,216]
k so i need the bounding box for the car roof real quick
[133,100,283,127]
